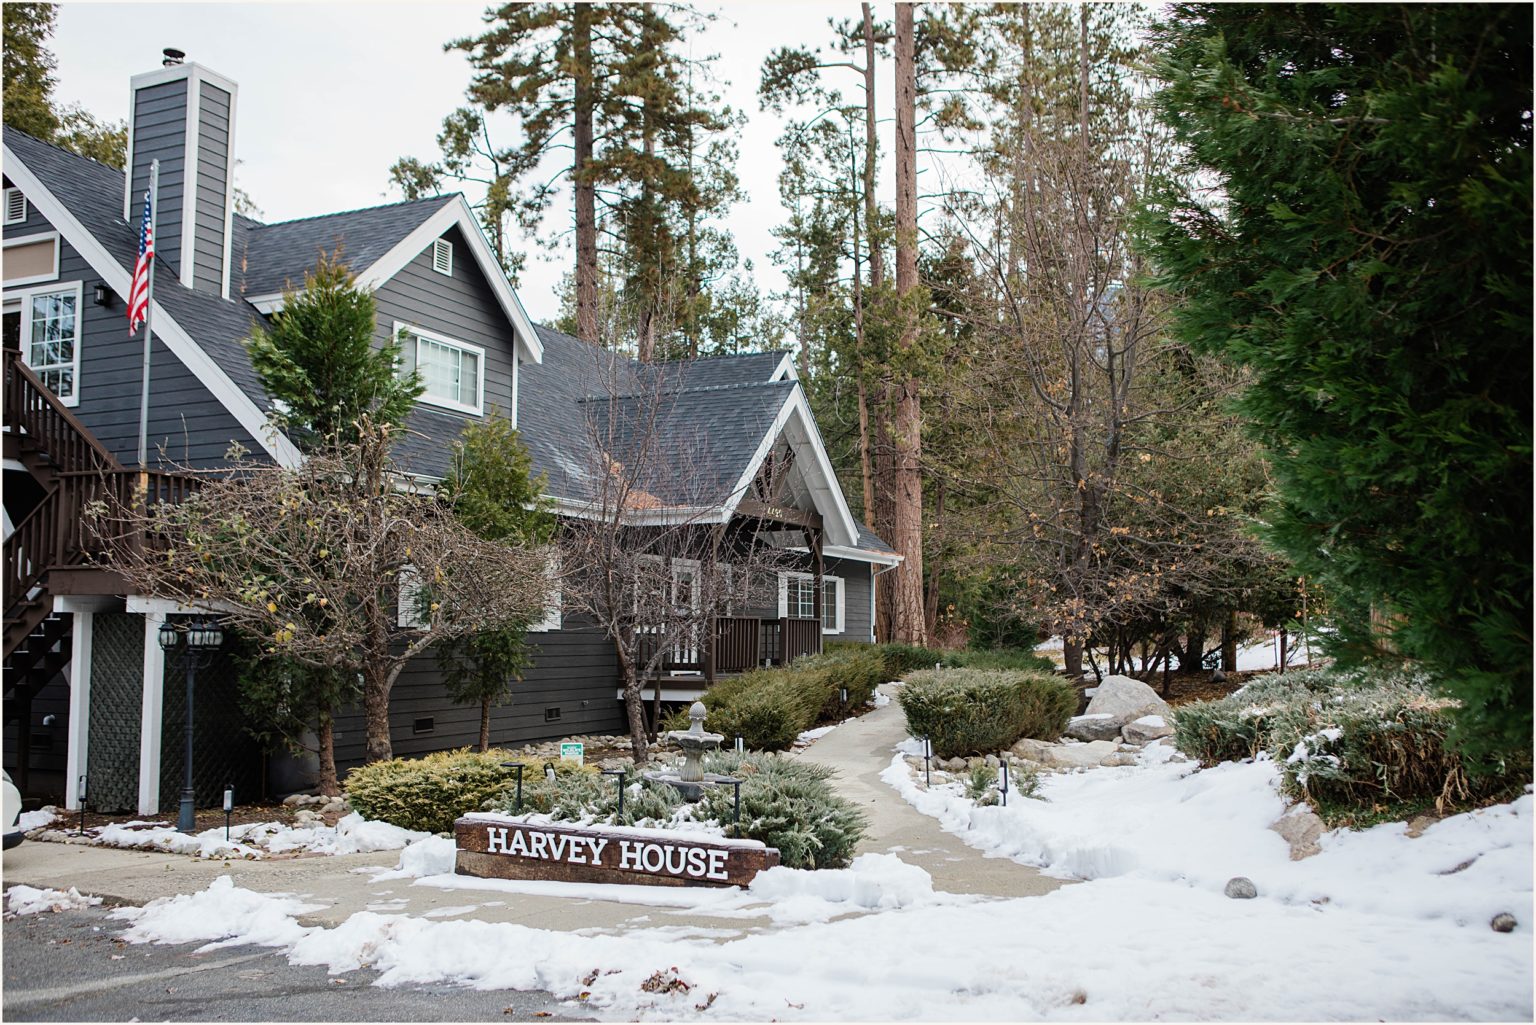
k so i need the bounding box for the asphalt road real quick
[2,905,596,1023]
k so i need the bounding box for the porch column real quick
[64,610,94,810]
[804,524,825,654]
[137,611,166,815]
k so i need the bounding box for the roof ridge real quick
[254,193,458,229]
[574,379,794,404]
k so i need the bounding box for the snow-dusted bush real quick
[1173,667,1524,817]
[899,668,1075,758]
[689,646,887,751]
[344,748,518,833]
[488,766,684,827]
[698,752,867,869]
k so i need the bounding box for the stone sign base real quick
[454,815,780,888]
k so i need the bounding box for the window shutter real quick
[4,188,26,225]
[431,238,453,276]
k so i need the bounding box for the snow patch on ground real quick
[795,725,837,746]
[5,885,103,916]
[17,807,58,831]
[86,812,429,861]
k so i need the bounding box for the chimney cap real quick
[162,48,185,66]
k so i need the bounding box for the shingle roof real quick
[232,196,456,297]
[5,129,897,558]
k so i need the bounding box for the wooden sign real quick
[454,815,780,888]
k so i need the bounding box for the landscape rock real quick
[1083,675,1173,727]
[1270,804,1326,860]
[1210,668,1227,683]
[320,800,348,816]
[1100,753,1139,767]
[1041,740,1118,770]
[1122,715,1175,745]
[984,754,1000,769]
[1491,913,1518,933]
[1224,876,1258,899]
[1011,738,1056,762]
[281,794,307,807]
[1065,713,1123,743]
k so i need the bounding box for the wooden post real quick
[805,525,824,654]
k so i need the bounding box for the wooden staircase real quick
[3,348,121,657]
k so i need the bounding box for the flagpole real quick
[136,158,159,471]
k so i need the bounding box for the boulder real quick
[1121,715,1174,745]
[1270,804,1326,861]
[1042,740,1118,770]
[1491,913,1518,933]
[1065,714,1123,743]
[1100,753,1139,767]
[1083,675,1173,726]
[1011,738,1056,762]
[1224,876,1258,899]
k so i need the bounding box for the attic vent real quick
[3,188,26,226]
[431,238,453,277]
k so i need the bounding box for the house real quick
[1,56,899,813]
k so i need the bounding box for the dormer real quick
[122,51,238,300]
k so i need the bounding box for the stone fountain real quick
[646,701,729,800]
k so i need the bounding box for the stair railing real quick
[2,348,119,474]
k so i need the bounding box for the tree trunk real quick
[1063,635,1084,680]
[858,377,875,528]
[363,660,393,763]
[889,3,926,647]
[923,479,945,639]
[573,4,599,345]
[616,640,649,763]
[316,715,339,796]
[1278,627,1289,674]
[1221,611,1238,672]
[479,696,492,753]
[1178,621,1205,673]
[861,2,883,292]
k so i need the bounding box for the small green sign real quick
[560,742,584,766]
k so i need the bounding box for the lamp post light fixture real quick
[158,617,225,833]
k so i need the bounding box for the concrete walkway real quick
[2,685,1059,934]
[793,684,1064,899]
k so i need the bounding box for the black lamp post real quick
[158,617,224,833]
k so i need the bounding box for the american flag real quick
[127,189,154,335]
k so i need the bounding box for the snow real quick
[16,807,58,831]
[795,725,837,745]
[5,885,102,916]
[870,691,892,708]
[87,812,429,860]
[81,732,1534,1020]
[1130,714,1167,728]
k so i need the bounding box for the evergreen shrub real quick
[899,668,1076,758]
[692,645,890,750]
[344,748,519,833]
[1172,667,1528,818]
[698,752,867,869]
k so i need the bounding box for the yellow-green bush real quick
[344,748,524,833]
[693,644,890,750]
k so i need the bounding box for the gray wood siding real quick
[330,622,626,771]
[2,204,263,469]
[129,80,188,280]
[190,82,231,296]
[2,174,55,236]
[827,556,875,643]
[372,224,521,479]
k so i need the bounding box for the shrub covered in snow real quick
[1173,667,1525,817]
[345,748,519,833]
[899,668,1076,758]
[697,752,867,869]
[488,766,684,826]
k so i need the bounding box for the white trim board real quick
[357,196,543,365]
[4,142,302,468]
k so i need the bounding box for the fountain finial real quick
[688,701,707,734]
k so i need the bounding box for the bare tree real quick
[556,356,799,763]
[90,420,552,784]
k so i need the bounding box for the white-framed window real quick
[431,237,453,276]
[395,322,484,415]
[778,571,845,634]
[397,564,429,629]
[2,231,59,287]
[528,551,562,632]
[3,187,27,226]
[17,281,83,406]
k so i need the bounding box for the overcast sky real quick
[49,1,902,326]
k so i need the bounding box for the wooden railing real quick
[641,615,822,680]
[2,349,118,475]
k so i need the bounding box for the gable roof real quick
[233,196,457,298]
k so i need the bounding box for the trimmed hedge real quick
[844,642,1057,679]
[1172,667,1527,816]
[898,668,1076,758]
[345,748,520,833]
[693,645,890,751]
